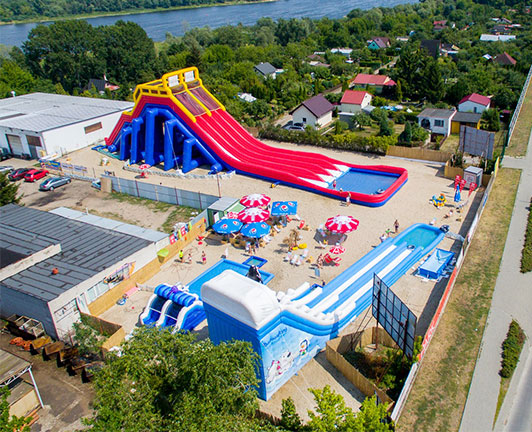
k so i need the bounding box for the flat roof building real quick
[0,93,133,159]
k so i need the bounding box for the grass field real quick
[507,77,532,157]
[397,168,521,432]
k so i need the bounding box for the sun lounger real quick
[284,251,292,262]
[316,240,327,249]
[290,254,299,265]
[298,220,306,229]
[273,225,281,233]
[324,253,341,266]
[295,256,303,266]
[301,248,309,259]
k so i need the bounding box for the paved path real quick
[459,136,532,432]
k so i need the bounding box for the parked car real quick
[24,169,48,182]
[39,176,71,191]
[0,165,15,174]
[0,148,12,161]
[283,122,306,131]
[8,167,31,181]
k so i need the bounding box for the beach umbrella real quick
[329,245,346,255]
[212,218,243,235]
[240,222,271,238]
[325,215,360,233]
[139,164,151,170]
[226,211,240,219]
[271,201,298,216]
[240,193,271,208]
[238,207,270,223]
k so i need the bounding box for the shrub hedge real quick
[521,198,532,273]
[259,125,397,155]
[500,320,526,378]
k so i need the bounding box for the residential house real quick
[291,95,334,129]
[308,61,330,68]
[421,39,441,59]
[441,43,460,57]
[330,48,353,58]
[350,74,396,94]
[491,24,511,35]
[494,52,517,66]
[480,34,516,42]
[458,93,491,114]
[418,108,456,136]
[396,36,410,43]
[339,90,373,113]
[451,112,482,134]
[367,37,391,50]
[433,20,448,30]
[85,78,120,94]
[238,93,257,103]
[482,54,493,61]
[254,62,277,79]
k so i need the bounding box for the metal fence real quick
[502,64,532,159]
[103,175,220,210]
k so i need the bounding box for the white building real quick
[458,93,491,114]
[339,90,372,113]
[291,95,334,129]
[417,108,456,136]
[0,93,133,159]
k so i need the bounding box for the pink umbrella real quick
[329,245,346,255]
[238,207,270,223]
[240,193,271,208]
[325,215,360,233]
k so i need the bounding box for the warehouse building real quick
[0,204,168,339]
[0,93,132,158]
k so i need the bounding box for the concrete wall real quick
[0,129,44,157]
[40,111,124,157]
[458,100,488,114]
[0,284,55,337]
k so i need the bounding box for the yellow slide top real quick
[126,67,225,123]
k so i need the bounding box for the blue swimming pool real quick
[332,168,399,195]
[187,259,274,297]
[399,225,442,249]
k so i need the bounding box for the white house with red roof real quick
[339,90,373,113]
[458,93,491,114]
[351,74,396,94]
[291,95,334,128]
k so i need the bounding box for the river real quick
[0,0,417,47]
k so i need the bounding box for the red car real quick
[24,169,49,182]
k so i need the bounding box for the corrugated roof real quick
[453,112,482,123]
[0,204,152,302]
[0,93,133,133]
[254,62,276,76]
[49,207,168,243]
[418,108,456,119]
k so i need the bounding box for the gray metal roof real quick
[0,204,152,302]
[208,197,239,212]
[0,93,133,133]
[49,207,168,243]
[254,62,276,76]
[418,108,456,119]
[453,112,482,123]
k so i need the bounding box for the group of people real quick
[379,220,400,243]
[177,249,206,265]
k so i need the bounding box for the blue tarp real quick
[418,248,454,279]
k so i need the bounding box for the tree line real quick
[0,0,263,22]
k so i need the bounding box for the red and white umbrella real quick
[329,245,346,255]
[225,211,240,219]
[325,215,360,233]
[240,193,271,208]
[139,164,151,170]
[238,207,270,223]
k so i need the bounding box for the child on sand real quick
[201,251,207,265]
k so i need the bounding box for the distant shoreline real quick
[0,0,277,26]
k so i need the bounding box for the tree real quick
[422,59,444,104]
[1,387,31,432]
[347,396,393,432]
[353,113,371,130]
[0,173,21,206]
[0,60,34,99]
[280,397,302,431]
[482,108,500,132]
[307,385,354,432]
[379,118,394,137]
[399,121,412,144]
[395,80,403,102]
[86,327,265,432]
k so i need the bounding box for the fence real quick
[390,159,500,422]
[502,64,532,159]
[386,146,452,163]
[103,175,219,210]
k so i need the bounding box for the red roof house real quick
[340,90,372,113]
[351,74,396,94]
[458,93,491,113]
[494,52,517,65]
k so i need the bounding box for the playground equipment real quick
[106,68,408,206]
[431,193,446,207]
[201,223,446,400]
[140,284,205,332]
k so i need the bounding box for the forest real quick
[0,0,264,22]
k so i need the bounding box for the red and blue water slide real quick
[106,68,407,206]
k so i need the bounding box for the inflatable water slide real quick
[201,223,446,400]
[106,67,407,206]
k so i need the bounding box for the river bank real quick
[0,0,277,26]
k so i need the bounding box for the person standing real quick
[394,219,399,234]
[346,192,351,206]
[201,251,207,265]
[178,249,184,262]
[332,179,337,190]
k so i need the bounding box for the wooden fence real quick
[386,146,452,163]
[326,327,397,408]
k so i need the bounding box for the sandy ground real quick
[54,141,482,420]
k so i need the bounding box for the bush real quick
[259,125,396,155]
[500,320,525,378]
[521,198,532,273]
